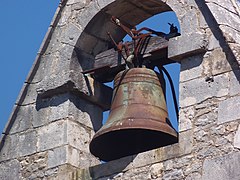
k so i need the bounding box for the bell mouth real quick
[90,118,178,161]
[90,127,178,162]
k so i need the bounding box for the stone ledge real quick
[72,130,192,179]
[168,32,207,61]
[37,75,112,111]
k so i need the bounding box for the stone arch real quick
[66,0,206,94]
[67,0,203,121]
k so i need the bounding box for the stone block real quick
[37,120,67,151]
[218,96,240,124]
[180,73,229,107]
[78,150,100,169]
[15,83,38,106]
[30,55,49,84]
[60,23,81,46]
[234,125,240,149]
[208,33,220,50]
[33,93,70,128]
[68,94,103,131]
[67,120,93,152]
[77,1,100,28]
[48,146,67,168]
[202,152,240,180]
[207,2,240,31]
[18,130,37,157]
[0,131,37,161]
[202,48,231,76]
[47,145,99,170]
[168,32,207,61]
[58,4,72,26]
[67,146,80,168]
[180,54,203,83]
[230,70,240,96]
[9,105,33,134]
[1,131,36,161]
[0,160,20,180]
[0,134,19,161]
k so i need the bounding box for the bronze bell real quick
[90,68,178,161]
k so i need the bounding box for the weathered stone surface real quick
[9,105,33,134]
[202,48,231,76]
[30,54,50,84]
[218,96,240,124]
[33,93,70,128]
[179,106,195,132]
[46,164,78,180]
[202,152,240,180]
[229,70,240,96]
[185,172,202,180]
[207,2,240,31]
[208,33,220,50]
[37,120,67,151]
[162,169,184,180]
[180,73,229,107]
[67,120,93,152]
[180,54,203,82]
[114,165,151,180]
[168,32,207,60]
[15,83,38,106]
[0,134,19,161]
[19,152,47,179]
[68,93,103,131]
[0,160,20,180]
[234,125,240,149]
[97,0,113,9]
[48,146,67,168]
[229,43,240,65]
[60,23,82,46]
[220,25,240,44]
[150,163,163,179]
[0,131,37,161]
[77,1,100,29]
[18,130,37,157]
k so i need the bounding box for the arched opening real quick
[74,0,181,161]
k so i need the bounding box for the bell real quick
[90,68,178,161]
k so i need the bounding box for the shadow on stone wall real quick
[195,0,240,83]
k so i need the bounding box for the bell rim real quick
[92,117,178,140]
[90,124,178,161]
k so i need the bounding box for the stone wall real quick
[0,0,239,179]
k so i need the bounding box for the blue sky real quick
[0,1,180,133]
[0,0,60,133]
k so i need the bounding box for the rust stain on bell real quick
[90,68,178,161]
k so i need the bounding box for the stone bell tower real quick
[0,0,240,179]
